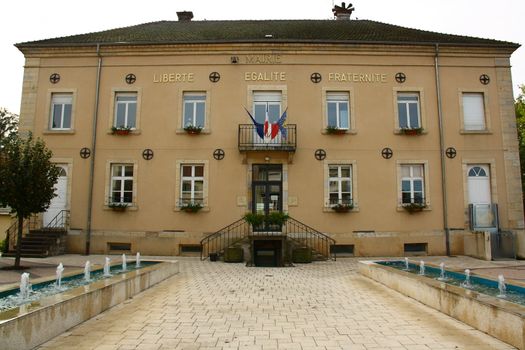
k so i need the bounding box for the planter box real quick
[292,248,312,263]
[224,247,244,263]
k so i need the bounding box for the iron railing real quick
[469,203,498,233]
[200,218,250,260]
[283,217,336,261]
[238,124,296,152]
[5,210,69,252]
[200,215,336,261]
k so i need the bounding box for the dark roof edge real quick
[15,39,520,51]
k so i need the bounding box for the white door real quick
[467,165,491,204]
[43,166,68,227]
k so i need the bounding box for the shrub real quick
[223,247,244,263]
[292,248,312,263]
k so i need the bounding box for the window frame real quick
[396,160,430,209]
[323,160,358,211]
[176,90,211,133]
[328,164,353,206]
[393,87,426,133]
[175,160,209,210]
[400,164,425,205]
[104,161,138,209]
[397,92,421,129]
[182,92,207,129]
[459,90,491,133]
[180,164,204,204]
[110,164,134,204]
[108,88,142,133]
[322,88,355,134]
[45,89,77,133]
[114,92,138,129]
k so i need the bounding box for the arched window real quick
[468,166,487,177]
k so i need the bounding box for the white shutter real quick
[463,93,485,130]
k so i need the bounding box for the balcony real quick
[238,124,296,152]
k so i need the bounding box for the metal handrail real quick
[200,215,336,261]
[4,210,69,252]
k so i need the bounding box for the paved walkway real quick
[28,257,514,350]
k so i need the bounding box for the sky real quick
[1,0,523,115]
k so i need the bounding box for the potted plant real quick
[331,202,354,213]
[265,212,289,226]
[401,127,423,135]
[402,202,427,213]
[108,201,129,211]
[325,125,347,135]
[180,202,203,213]
[111,125,132,135]
[243,213,265,228]
[184,125,203,135]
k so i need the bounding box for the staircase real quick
[4,210,69,258]
[200,215,336,262]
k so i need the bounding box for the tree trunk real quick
[14,216,23,268]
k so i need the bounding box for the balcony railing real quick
[238,124,296,152]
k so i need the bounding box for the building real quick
[14,6,524,264]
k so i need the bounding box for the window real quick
[110,164,134,204]
[462,93,486,130]
[253,92,281,124]
[180,165,204,205]
[401,164,425,204]
[326,92,349,129]
[183,93,206,128]
[114,93,137,129]
[328,165,352,206]
[50,93,72,130]
[397,93,420,129]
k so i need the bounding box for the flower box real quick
[402,203,427,213]
[326,126,347,135]
[184,125,203,135]
[401,127,423,135]
[111,126,132,135]
[331,203,354,213]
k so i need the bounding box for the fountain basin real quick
[358,260,525,350]
[0,260,179,350]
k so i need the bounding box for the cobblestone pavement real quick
[35,258,514,350]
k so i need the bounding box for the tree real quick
[0,133,60,268]
[516,85,525,211]
[0,107,18,146]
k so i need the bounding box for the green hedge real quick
[292,248,312,263]
[0,239,7,253]
[224,247,244,263]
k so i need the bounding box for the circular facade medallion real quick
[213,149,225,160]
[314,149,326,160]
[395,72,406,83]
[479,74,490,85]
[125,74,137,84]
[50,73,60,84]
[310,73,322,84]
[381,148,393,159]
[445,147,457,159]
[80,148,91,159]
[142,149,154,160]
[209,72,221,83]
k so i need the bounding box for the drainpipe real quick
[85,43,102,255]
[434,43,451,256]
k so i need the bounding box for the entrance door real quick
[43,165,68,227]
[467,165,491,204]
[252,164,282,231]
[467,165,494,229]
[253,240,282,267]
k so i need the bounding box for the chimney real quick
[177,11,194,21]
[332,2,355,20]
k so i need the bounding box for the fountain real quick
[418,260,425,275]
[122,254,127,271]
[84,261,91,282]
[136,252,141,267]
[103,257,111,277]
[437,262,447,281]
[19,273,31,299]
[403,257,409,270]
[497,275,507,298]
[55,263,64,288]
[461,269,472,288]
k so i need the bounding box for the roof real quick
[16,19,519,49]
